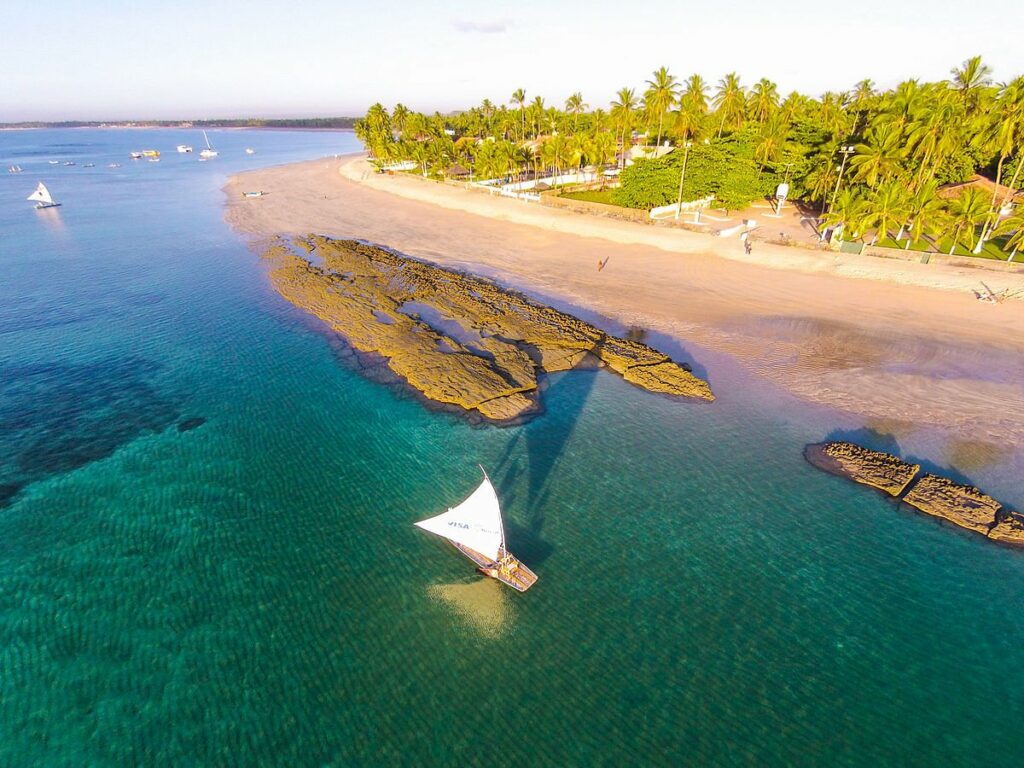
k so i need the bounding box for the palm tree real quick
[565,92,588,132]
[610,87,639,167]
[822,187,868,239]
[713,73,745,137]
[951,55,993,114]
[858,181,911,245]
[973,77,1024,247]
[755,113,788,174]
[779,92,808,124]
[883,80,923,132]
[816,91,850,138]
[590,131,617,170]
[568,132,589,173]
[644,66,679,149]
[511,88,527,141]
[803,163,840,208]
[850,124,905,188]
[907,91,962,189]
[945,187,989,253]
[749,78,780,123]
[392,103,410,137]
[681,74,708,114]
[993,211,1024,261]
[901,180,945,248]
[528,96,545,138]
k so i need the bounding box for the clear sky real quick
[4,0,1022,121]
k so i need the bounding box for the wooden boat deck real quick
[452,542,538,592]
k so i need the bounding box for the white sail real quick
[415,476,505,562]
[200,130,218,157]
[27,182,54,205]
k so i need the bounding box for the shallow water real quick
[1,130,1023,765]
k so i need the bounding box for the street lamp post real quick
[675,140,694,220]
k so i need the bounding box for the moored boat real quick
[415,469,538,592]
[129,152,143,159]
[177,144,193,153]
[245,148,255,155]
[199,130,218,158]
[142,149,160,158]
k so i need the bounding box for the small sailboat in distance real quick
[415,468,538,592]
[27,182,60,209]
[199,130,218,158]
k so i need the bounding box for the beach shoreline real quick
[224,154,1024,453]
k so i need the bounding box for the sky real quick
[4,0,1023,121]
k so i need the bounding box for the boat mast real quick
[479,465,507,557]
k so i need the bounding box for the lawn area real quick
[873,235,1018,262]
[561,188,622,206]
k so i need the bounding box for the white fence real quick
[379,160,418,172]
[649,196,716,219]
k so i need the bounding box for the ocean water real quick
[1,129,1023,766]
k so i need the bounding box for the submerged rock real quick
[804,441,919,496]
[806,440,1022,548]
[177,417,206,433]
[263,236,713,423]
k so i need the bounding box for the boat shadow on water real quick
[492,366,602,568]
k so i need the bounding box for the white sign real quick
[776,182,789,201]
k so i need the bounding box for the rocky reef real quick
[806,440,1023,547]
[263,236,713,422]
[903,474,1024,545]
[804,441,919,496]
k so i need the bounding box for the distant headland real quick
[0,117,358,130]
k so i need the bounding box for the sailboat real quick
[27,182,60,209]
[415,469,538,592]
[199,130,218,158]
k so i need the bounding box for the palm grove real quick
[355,57,1024,259]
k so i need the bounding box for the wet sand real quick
[224,155,1024,449]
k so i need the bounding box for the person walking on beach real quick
[740,231,750,254]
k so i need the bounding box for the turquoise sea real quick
[1,129,1022,766]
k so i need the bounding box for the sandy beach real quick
[225,154,1024,451]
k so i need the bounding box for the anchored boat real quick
[415,469,538,592]
[199,130,218,158]
[27,182,60,209]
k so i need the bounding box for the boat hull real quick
[452,542,538,592]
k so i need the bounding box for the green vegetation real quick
[356,56,1024,260]
[561,189,620,205]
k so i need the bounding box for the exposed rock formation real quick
[805,440,1022,547]
[903,474,1024,544]
[263,236,713,422]
[804,441,920,496]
